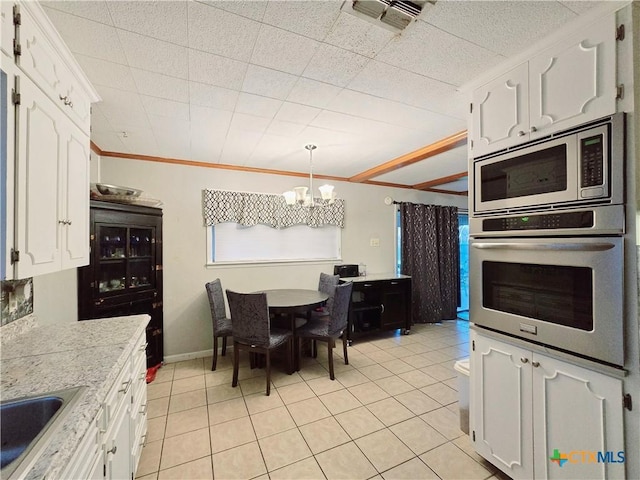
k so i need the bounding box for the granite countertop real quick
[340,273,411,282]
[0,315,149,480]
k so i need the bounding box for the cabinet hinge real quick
[469,103,473,114]
[616,85,624,100]
[11,82,20,105]
[623,394,632,411]
[13,4,21,25]
[472,430,476,442]
[10,249,20,264]
[90,234,95,241]
[470,139,473,149]
[472,340,475,351]
[616,24,625,41]
[13,39,21,57]
[103,464,106,477]
[155,264,163,271]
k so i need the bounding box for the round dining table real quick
[254,289,329,371]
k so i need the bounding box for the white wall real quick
[33,268,77,325]
[99,156,467,359]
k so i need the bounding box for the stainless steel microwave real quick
[471,113,624,216]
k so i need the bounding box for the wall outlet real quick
[370,238,380,247]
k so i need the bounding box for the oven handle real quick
[472,242,617,252]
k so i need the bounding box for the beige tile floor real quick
[136,320,512,480]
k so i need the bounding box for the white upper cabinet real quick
[470,13,618,158]
[1,2,15,62]
[7,1,98,279]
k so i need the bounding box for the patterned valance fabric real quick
[203,189,345,229]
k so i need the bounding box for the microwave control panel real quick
[482,210,594,232]
[580,134,604,188]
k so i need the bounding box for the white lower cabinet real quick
[470,330,625,480]
[64,329,147,479]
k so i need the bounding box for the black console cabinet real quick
[78,200,163,367]
[346,275,412,343]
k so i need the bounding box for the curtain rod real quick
[389,199,468,213]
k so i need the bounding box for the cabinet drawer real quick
[61,407,103,480]
[103,359,132,425]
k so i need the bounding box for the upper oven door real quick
[470,236,623,366]
[473,135,578,214]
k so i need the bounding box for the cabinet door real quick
[104,398,131,480]
[380,281,409,331]
[471,332,533,479]
[532,354,624,480]
[15,73,64,278]
[528,14,616,137]
[470,63,529,157]
[61,120,89,269]
[1,2,15,61]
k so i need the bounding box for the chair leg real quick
[221,336,227,356]
[342,334,349,365]
[265,351,271,396]
[212,336,218,371]
[232,342,240,387]
[328,339,335,381]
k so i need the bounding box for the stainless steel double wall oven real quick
[469,113,626,367]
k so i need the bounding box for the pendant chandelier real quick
[283,144,336,206]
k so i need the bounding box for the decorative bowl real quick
[95,183,142,197]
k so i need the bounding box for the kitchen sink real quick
[0,386,86,479]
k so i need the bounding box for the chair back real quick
[318,273,340,311]
[328,282,353,335]
[206,279,227,327]
[226,290,270,347]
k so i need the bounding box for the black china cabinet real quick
[78,200,163,367]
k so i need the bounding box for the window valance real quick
[203,189,345,229]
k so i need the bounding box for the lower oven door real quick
[470,236,623,366]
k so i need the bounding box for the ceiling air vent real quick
[344,0,434,32]
[381,1,422,30]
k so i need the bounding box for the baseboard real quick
[164,348,222,364]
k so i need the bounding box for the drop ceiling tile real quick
[229,112,271,134]
[235,93,282,119]
[189,82,239,111]
[347,60,463,118]
[42,2,113,25]
[190,130,226,163]
[219,129,263,165]
[323,11,395,58]
[302,44,370,87]
[91,131,126,153]
[423,1,577,57]
[273,103,321,125]
[130,69,189,103]
[188,2,261,62]
[95,85,150,130]
[188,49,247,90]
[189,105,233,132]
[242,65,298,100]
[373,146,469,185]
[311,110,391,137]
[250,24,320,76]
[261,1,341,41]
[43,8,127,64]
[90,105,114,133]
[265,120,307,138]
[74,54,137,92]
[287,78,343,110]
[327,89,465,133]
[141,96,190,120]
[107,1,188,46]
[375,21,504,86]
[118,30,188,79]
[151,116,191,139]
[195,0,268,22]
[119,128,159,156]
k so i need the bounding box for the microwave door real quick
[473,135,579,213]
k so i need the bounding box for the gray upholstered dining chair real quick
[295,282,353,380]
[315,272,340,316]
[226,290,294,396]
[205,279,233,371]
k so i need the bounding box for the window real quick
[207,223,341,264]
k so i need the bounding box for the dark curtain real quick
[400,203,460,323]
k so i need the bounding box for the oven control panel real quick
[580,134,604,188]
[483,211,594,232]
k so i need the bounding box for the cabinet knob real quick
[521,357,529,363]
[107,445,117,455]
[532,361,540,368]
[530,126,537,133]
[58,94,73,107]
[518,131,525,137]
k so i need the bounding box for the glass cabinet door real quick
[129,227,154,289]
[97,226,127,293]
